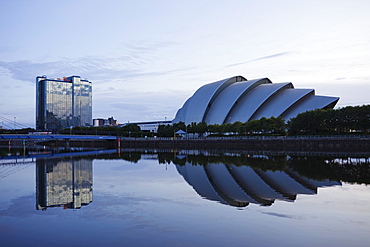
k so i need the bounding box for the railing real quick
[2,134,369,141]
[119,135,370,140]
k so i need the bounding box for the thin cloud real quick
[0,57,139,82]
[108,102,151,112]
[226,51,296,67]
[125,40,177,54]
[0,56,197,84]
[0,40,181,83]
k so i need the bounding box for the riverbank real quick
[119,136,370,153]
[2,135,370,154]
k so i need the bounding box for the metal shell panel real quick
[226,82,293,123]
[251,88,314,120]
[281,95,340,120]
[173,76,339,124]
[182,76,246,124]
[204,78,271,124]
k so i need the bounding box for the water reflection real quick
[176,162,340,207]
[1,148,369,246]
[36,158,93,210]
[2,148,369,211]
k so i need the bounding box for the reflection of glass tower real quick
[36,75,92,131]
[36,158,93,210]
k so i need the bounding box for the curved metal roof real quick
[226,82,293,123]
[251,88,314,120]
[173,76,339,125]
[281,95,340,120]
[176,76,246,124]
[204,78,271,124]
[173,96,192,123]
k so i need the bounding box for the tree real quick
[245,119,260,134]
[122,123,141,132]
[173,121,186,132]
[186,122,197,134]
[157,124,174,137]
[221,123,233,134]
[287,105,370,135]
[230,121,243,134]
[208,123,222,134]
[195,122,208,136]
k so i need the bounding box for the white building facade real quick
[173,76,339,125]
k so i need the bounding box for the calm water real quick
[1,148,370,247]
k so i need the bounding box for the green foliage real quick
[208,123,222,133]
[156,117,288,137]
[0,128,36,134]
[157,124,174,137]
[60,124,145,137]
[287,105,370,135]
[242,117,287,135]
[173,122,186,132]
[186,122,197,134]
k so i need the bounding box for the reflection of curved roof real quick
[176,162,340,207]
[173,76,339,124]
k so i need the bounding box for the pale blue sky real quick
[1,0,369,128]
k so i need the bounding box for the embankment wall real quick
[2,137,369,154]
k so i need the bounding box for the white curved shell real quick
[205,78,271,124]
[173,76,339,124]
[251,88,314,120]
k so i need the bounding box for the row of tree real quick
[288,105,370,135]
[58,124,145,137]
[157,116,287,137]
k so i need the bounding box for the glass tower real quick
[36,75,92,131]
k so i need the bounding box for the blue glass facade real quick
[36,76,92,130]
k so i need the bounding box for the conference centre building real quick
[173,76,339,125]
[36,75,92,131]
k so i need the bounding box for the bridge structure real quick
[1,134,118,149]
[0,135,117,162]
[0,134,117,140]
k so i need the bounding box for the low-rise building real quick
[121,121,172,133]
[93,116,118,127]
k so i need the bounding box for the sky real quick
[1,0,369,128]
